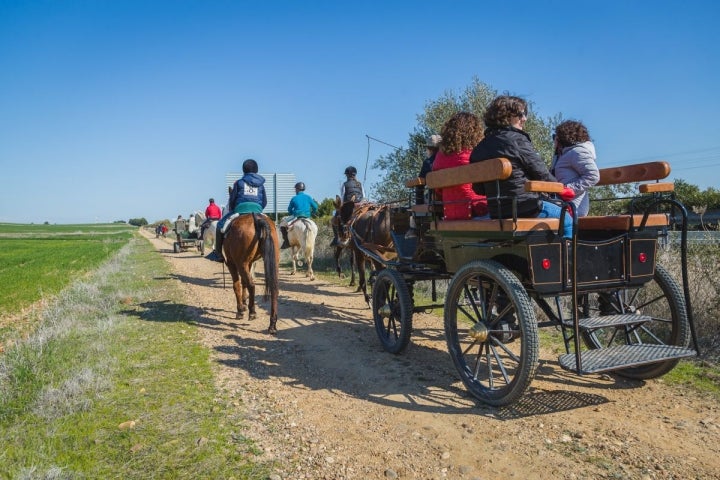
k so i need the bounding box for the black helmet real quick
[344,166,357,176]
[295,182,305,191]
[242,159,258,173]
[209,198,215,203]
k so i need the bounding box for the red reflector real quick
[542,259,551,270]
[638,252,647,263]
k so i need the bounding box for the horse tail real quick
[255,214,279,302]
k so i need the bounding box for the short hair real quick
[439,112,484,154]
[242,159,258,173]
[554,120,591,148]
[483,95,528,129]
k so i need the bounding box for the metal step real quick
[563,313,653,331]
[558,344,697,374]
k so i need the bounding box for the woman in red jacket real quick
[432,112,488,220]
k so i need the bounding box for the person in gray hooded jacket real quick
[551,120,600,217]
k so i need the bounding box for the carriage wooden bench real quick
[405,157,674,234]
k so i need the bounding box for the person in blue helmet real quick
[205,158,267,262]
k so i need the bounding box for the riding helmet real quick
[344,166,357,176]
[242,159,259,173]
[295,182,305,191]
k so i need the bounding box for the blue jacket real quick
[288,192,318,218]
[229,173,267,214]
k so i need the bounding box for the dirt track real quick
[140,229,719,480]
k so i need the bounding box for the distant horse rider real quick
[205,159,268,262]
[200,197,222,240]
[280,182,319,249]
[331,165,365,247]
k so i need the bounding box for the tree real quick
[371,77,562,203]
[317,197,336,218]
[128,218,148,227]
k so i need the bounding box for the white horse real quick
[281,217,318,281]
[193,211,218,256]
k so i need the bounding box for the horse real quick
[335,196,394,304]
[282,217,318,281]
[192,211,218,255]
[332,197,358,286]
[222,213,280,334]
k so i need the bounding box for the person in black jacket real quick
[470,95,574,238]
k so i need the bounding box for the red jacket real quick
[205,203,222,220]
[432,150,488,220]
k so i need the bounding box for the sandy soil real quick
[140,229,719,480]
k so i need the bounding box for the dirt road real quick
[140,230,719,480]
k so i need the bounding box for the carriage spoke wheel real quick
[372,269,413,354]
[444,260,539,407]
[578,265,690,379]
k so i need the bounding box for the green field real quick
[0,225,270,478]
[0,223,135,315]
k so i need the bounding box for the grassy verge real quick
[0,235,271,479]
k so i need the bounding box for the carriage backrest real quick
[424,157,512,190]
[596,161,670,186]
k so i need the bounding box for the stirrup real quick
[205,251,224,263]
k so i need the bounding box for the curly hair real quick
[482,95,528,129]
[554,120,591,148]
[439,112,484,154]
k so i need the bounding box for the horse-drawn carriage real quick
[172,215,204,254]
[337,158,699,406]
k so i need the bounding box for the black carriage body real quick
[435,228,660,295]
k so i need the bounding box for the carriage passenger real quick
[174,215,186,244]
[280,182,319,249]
[431,112,488,220]
[550,120,599,217]
[469,95,574,238]
[405,135,442,239]
[205,159,268,263]
[416,134,441,205]
[330,166,365,247]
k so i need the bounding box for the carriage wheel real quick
[578,265,689,380]
[444,260,539,407]
[372,269,413,354]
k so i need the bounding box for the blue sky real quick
[1,0,719,224]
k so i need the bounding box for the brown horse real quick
[223,213,280,334]
[335,196,394,304]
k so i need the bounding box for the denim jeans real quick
[538,201,573,239]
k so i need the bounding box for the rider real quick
[331,166,365,247]
[280,182,319,249]
[205,159,268,263]
[200,198,222,240]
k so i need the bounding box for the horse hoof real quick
[249,312,257,320]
